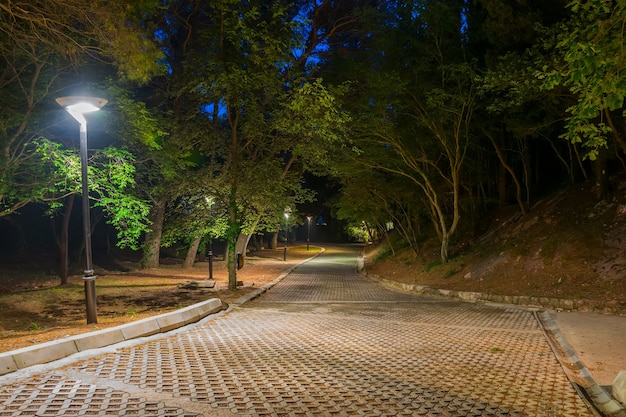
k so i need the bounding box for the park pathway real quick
[0,245,592,416]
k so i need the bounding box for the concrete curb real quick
[0,249,325,377]
[0,298,224,376]
[537,311,626,417]
[371,274,626,417]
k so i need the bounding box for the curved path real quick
[0,245,592,416]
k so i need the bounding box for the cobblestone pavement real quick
[0,246,593,416]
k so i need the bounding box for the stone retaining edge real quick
[369,274,626,316]
[0,298,224,376]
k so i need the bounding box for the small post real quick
[207,238,213,280]
[306,215,312,251]
[283,207,291,261]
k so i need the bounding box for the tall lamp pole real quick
[283,207,291,261]
[205,197,214,280]
[56,96,108,325]
[306,215,312,250]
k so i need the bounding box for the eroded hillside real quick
[365,180,626,313]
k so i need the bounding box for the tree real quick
[0,0,163,217]
[108,87,190,269]
[337,170,426,257]
[537,0,626,159]
[475,0,577,211]
[147,1,353,289]
[534,0,626,199]
[34,139,151,284]
[330,0,478,262]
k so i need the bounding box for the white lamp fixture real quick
[56,96,108,123]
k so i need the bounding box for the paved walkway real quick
[0,246,595,416]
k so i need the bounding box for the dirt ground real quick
[0,247,317,352]
[364,181,626,312]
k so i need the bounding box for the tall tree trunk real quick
[377,223,395,257]
[364,221,376,244]
[227,202,239,290]
[141,197,166,269]
[269,231,278,249]
[183,235,202,268]
[226,125,240,289]
[251,234,261,251]
[485,130,528,215]
[440,233,450,264]
[58,194,75,285]
[235,232,251,262]
[235,215,262,264]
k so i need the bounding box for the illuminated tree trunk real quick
[58,194,75,285]
[183,235,202,268]
[141,197,166,269]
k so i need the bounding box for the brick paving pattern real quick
[0,246,593,416]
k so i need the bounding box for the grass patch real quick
[373,246,393,261]
[424,260,442,272]
[443,268,460,279]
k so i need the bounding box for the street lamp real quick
[283,207,291,261]
[56,95,108,325]
[306,215,312,250]
[205,197,214,280]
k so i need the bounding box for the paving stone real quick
[0,247,594,416]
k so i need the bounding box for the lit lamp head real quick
[56,96,108,124]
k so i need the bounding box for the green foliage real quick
[110,87,169,150]
[33,140,151,249]
[373,245,394,262]
[90,148,152,249]
[536,0,626,159]
[0,0,165,221]
[344,224,370,243]
[425,260,442,272]
[161,194,229,248]
[0,138,70,215]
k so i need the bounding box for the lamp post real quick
[56,96,108,325]
[207,235,214,280]
[205,197,214,280]
[306,215,312,250]
[283,207,291,261]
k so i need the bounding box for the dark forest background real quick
[2,0,625,288]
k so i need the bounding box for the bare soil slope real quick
[365,180,626,312]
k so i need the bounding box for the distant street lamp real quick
[283,207,291,261]
[56,96,108,325]
[306,215,312,250]
[205,197,214,280]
